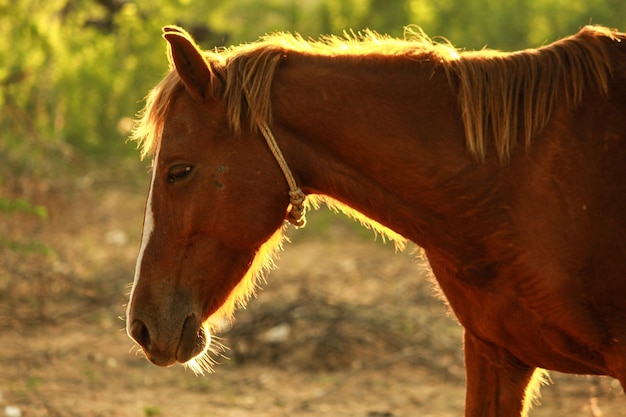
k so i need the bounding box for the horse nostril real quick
[130,319,152,351]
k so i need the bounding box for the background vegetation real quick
[2,0,625,180]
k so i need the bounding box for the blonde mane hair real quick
[133,26,458,157]
[133,25,617,162]
[448,25,615,160]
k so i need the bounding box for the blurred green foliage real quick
[0,196,47,219]
[1,0,624,173]
[0,195,51,254]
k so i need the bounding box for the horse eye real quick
[167,165,194,183]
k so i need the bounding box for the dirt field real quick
[1,178,626,417]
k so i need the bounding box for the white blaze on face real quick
[126,147,160,335]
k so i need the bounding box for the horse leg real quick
[464,331,541,417]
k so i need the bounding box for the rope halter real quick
[258,121,307,227]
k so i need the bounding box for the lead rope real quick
[258,121,307,227]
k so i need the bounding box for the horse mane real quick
[132,27,457,158]
[133,25,618,162]
[447,25,615,161]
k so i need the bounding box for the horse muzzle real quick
[129,313,208,366]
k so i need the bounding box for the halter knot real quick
[287,188,306,227]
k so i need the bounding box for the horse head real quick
[126,27,292,371]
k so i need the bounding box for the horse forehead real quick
[161,98,228,149]
[158,115,209,159]
[164,102,204,135]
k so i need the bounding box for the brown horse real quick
[126,25,626,416]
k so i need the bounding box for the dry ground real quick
[1,174,626,417]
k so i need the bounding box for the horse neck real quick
[272,53,500,249]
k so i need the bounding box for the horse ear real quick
[162,26,212,101]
